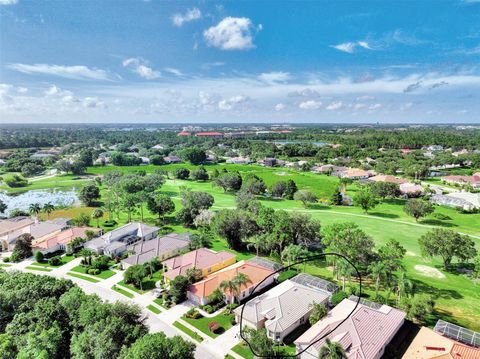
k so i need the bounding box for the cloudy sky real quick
[1,0,480,124]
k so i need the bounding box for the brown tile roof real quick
[370,175,408,185]
[162,248,235,280]
[296,298,405,358]
[402,327,480,359]
[0,217,35,236]
[34,227,99,250]
[188,260,275,300]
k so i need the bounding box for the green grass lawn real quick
[32,254,76,268]
[146,304,161,314]
[70,265,116,279]
[10,163,480,331]
[26,265,52,272]
[111,285,134,298]
[182,311,235,338]
[0,263,12,267]
[117,270,163,294]
[0,173,90,194]
[66,272,100,283]
[173,321,204,343]
[232,342,295,359]
[153,298,168,309]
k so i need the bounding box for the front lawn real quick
[26,265,52,272]
[0,263,12,267]
[182,311,235,338]
[66,272,100,283]
[146,304,161,314]
[112,285,134,298]
[33,254,76,268]
[232,342,296,359]
[70,265,116,279]
[117,269,163,294]
[173,321,204,343]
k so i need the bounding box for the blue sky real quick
[1,0,480,123]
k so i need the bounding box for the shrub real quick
[230,316,236,325]
[208,322,220,333]
[185,308,202,319]
[5,175,28,188]
[331,291,348,306]
[34,251,44,263]
[103,220,117,227]
[48,256,62,266]
[10,252,20,262]
[3,257,10,263]
[88,268,100,275]
[203,305,214,314]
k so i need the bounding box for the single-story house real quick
[399,182,424,196]
[32,226,100,254]
[235,274,337,343]
[0,217,35,251]
[431,193,480,211]
[2,220,65,252]
[163,155,182,164]
[295,296,405,359]
[402,326,479,358]
[369,174,408,185]
[162,248,236,283]
[122,232,191,268]
[187,259,277,306]
[441,173,480,189]
[84,222,159,256]
[311,165,347,174]
[226,156,252,164]
[333,168,373,180]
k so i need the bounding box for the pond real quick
[271,140,327,147]
[0,188,79,216]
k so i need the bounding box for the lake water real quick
[0,189,79,216]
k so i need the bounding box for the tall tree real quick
[418,228,477,270]
[318,338,347,359]
[42,202,55,219]
[404,199,434,222]
[91,208,104,228]
[79,184,101,206]
[29,203,41,216]
[147,194,175,222]
[354,187,379,214]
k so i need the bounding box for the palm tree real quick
[281,244,309,271]
[318,338,347,359]
[246,235,267,256]
[42,202,55,219]
[91,208,104,228]
[29,203,42,217]
[219,279,239,304]
[369,261,388,297]
[78,248,95,266]
[395,271,414,305]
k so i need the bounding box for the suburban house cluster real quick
[0,216,99,254]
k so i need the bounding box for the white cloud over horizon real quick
[122,58,161,79]
[6,63,114,81]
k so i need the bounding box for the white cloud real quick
[201,62,226,70]
[330,41,373,53]
[258,71,290,84]
[203,17,260,50]
[218,95,249,110]
[7,63,113,81]
[82,97,106,109]
[0,0,18,5]
[354,103,367,110]
[326,101,344,110]
[17,87,28,93]
[356,95,375,101]
[400,102,413,111]
[299,100,322,110]
[164,68,183,76]
[275,103,286,111]
[122,58,160,79]
[369,103,382,110]
[172,8,201,27]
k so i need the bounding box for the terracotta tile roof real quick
[369,175,408,185]
[188,260,275,299]
[162,248,235,280]
[402,327,480,359]
[34,226,99,250]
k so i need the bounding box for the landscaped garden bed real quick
[182,308,236,338]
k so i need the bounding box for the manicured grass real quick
[111,285,134,298]
[154,298,168,309]
[232,342,295,359]
[0,173,90,193]
[0,263,12,267]
[117,270,163,294]
[146,304,161,314]
[26,265,52,272]
[173,321,204,343]
[32,254,76,268]
[66,272,100,283]
[182,311,235,338]
[70,265,116,279]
